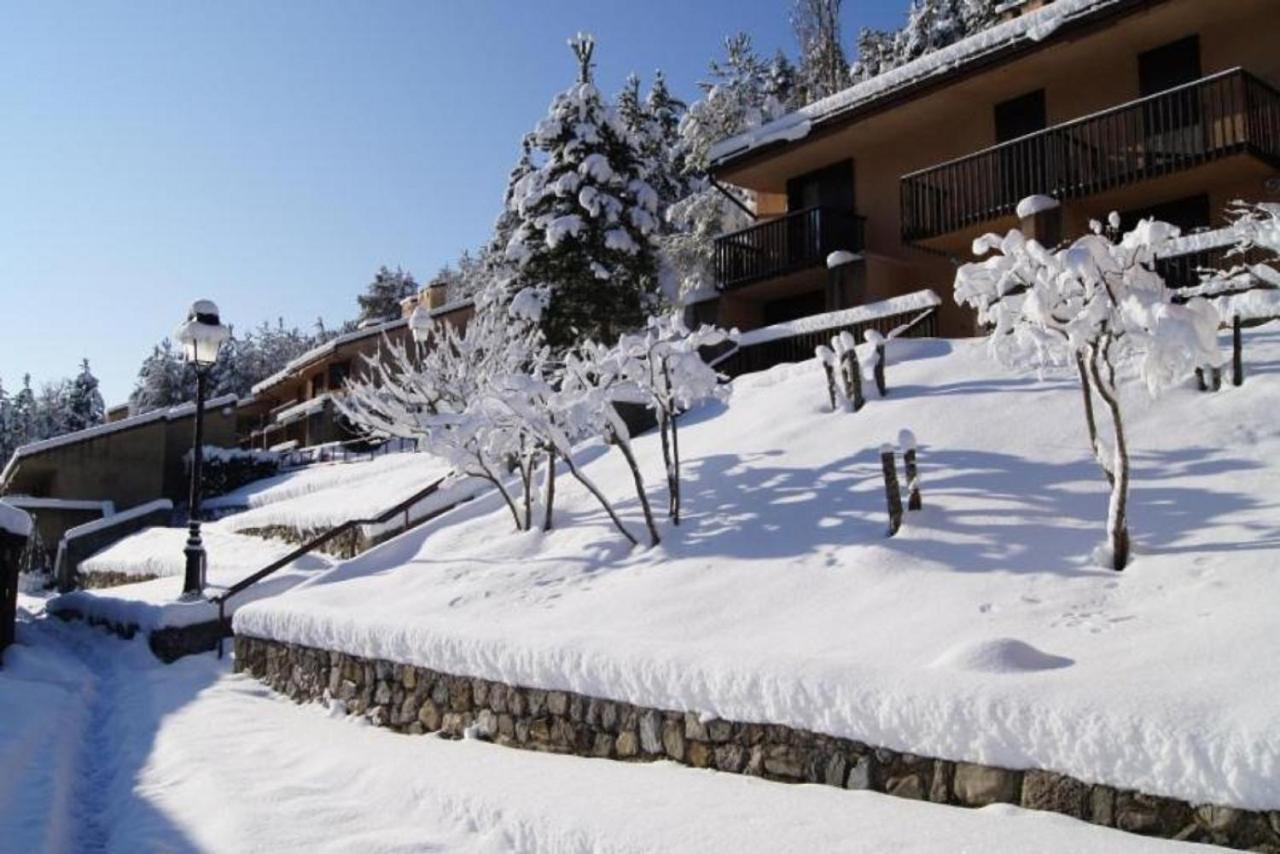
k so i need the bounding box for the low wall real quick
[235,635,1280,851]
[58,502,174,591]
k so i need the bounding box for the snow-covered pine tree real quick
[9,376,37,448]
[356,266,418,325]
[765,50,802,113]
[129,339,193,414]
[0,378,13,464]
[503,34,662,350]
[64,359,106,433]
[33,381,69,441]
[850,27,897,81]
[791,0,851,104]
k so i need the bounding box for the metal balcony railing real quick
[714,206,866,290]
[900,68,1280,242]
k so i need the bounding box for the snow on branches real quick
[955,213,1223,571]
[338,287,731,549]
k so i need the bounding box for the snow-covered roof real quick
[709,0,1128,168]
[250,299,474,397]
[273,394,332,427]
[0,498,32,538]
[0,394,238,486]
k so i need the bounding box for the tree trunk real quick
[1232,314,1243,387]
[880,447,903,537]
[610,430,661,547]
[1088,345,1130,571]
[1076,352,1112,486]
[670,411,682,526]
[478,465,523,532]
[560,453,638,546]
[542,450,556,532]
[519,454,533,533]
[658,409,676,520]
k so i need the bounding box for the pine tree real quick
[64,359,106,433]
[645,70,691,213]
[502,34,662,350]
[355,266,418,325]
[33,381,69,441]
[792,0,851,104]
[10,375,37,447]
[765,50,802,113]
[0,378,13,464]
[129,339,192,415]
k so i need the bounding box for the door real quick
[994,90,1047,208]
[785,161,855,266]
[1139,36,1202,163]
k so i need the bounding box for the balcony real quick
[714,206,866,290]
[900,68,1280,243]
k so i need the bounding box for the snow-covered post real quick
[815,345,837,410]
[865,329,887,396]
[833,331,864,411]
[900,429,921,511]
[880,443,903,537]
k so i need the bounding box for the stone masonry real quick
[236,635,1280,851]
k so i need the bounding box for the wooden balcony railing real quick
[901,68,1280,243]
[714,206,866,290]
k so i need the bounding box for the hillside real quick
[235,330,1280,812]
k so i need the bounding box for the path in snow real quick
[1,611,1214,853]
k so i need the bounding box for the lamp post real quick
[173,300,230,597]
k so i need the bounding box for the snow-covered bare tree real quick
[503,34,662,350]
[613,315,730,523]
[955,214,1223,570]
[791,0,851,103]
[1174,201,1280,386]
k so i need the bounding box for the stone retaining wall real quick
[235,635,1280,851]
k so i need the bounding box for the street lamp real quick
[173,300,230,597]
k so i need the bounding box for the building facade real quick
[706,0,1280,336]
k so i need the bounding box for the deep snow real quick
[238,330,1280,811]
[0,608,1213,853]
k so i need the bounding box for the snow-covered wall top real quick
[0,499,33,538]
[709,0,1119,167]
[736,289,941,347]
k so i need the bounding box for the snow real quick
[204,450,430,514]
[0,611,1215,853]
[240,329,1280,811]
[217,452,454,532]
[1015,194,1060,220]
[0,497,115,515]
[61,499,172,543]
[736,289,941,346]
[709,0,1120,165]
[269,393,330,427]
[0,498,33,538]
[826,249,860,268]
[78,524,296,581]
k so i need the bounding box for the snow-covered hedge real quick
[185,446,280,501]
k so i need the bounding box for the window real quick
[1138,36,1201,97]
[994,90,1048,205]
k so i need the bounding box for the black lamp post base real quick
[182,522,206,598]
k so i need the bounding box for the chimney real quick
[425,278,449,311]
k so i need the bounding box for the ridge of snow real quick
[736,289,941,347]
[61,499,173,543]
[0,497,115,515]
[709,0,1120,166]
[1015,194,1060,220]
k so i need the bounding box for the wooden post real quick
[1,530,30,664]
[843,348,865,412]
[880,444,903,537]
[1211,366,1222,391]
[1195,367,1207,391]
[815,345,837,411]
[1232,315,1243,387]
[865,330,887,396]
[900,429,921,511]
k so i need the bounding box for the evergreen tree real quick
[129,339,192,415]
[0,378,13,464]
[644,71,690,214]
[765,50,802,113]
[502,34,662,349]
[33,381,68,441]
[356,266,419,325]
[10,375,37,448]
[792,0,851,104]
[64,359,105,433]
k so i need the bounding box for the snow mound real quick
[930,638,1073,674]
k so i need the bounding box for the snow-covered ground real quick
[238,330,1280,812]
[0,605,1212,853]
[80,525,298,581]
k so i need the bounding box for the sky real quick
[0,0,906,404]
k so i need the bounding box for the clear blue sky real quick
[0,0,905,404]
